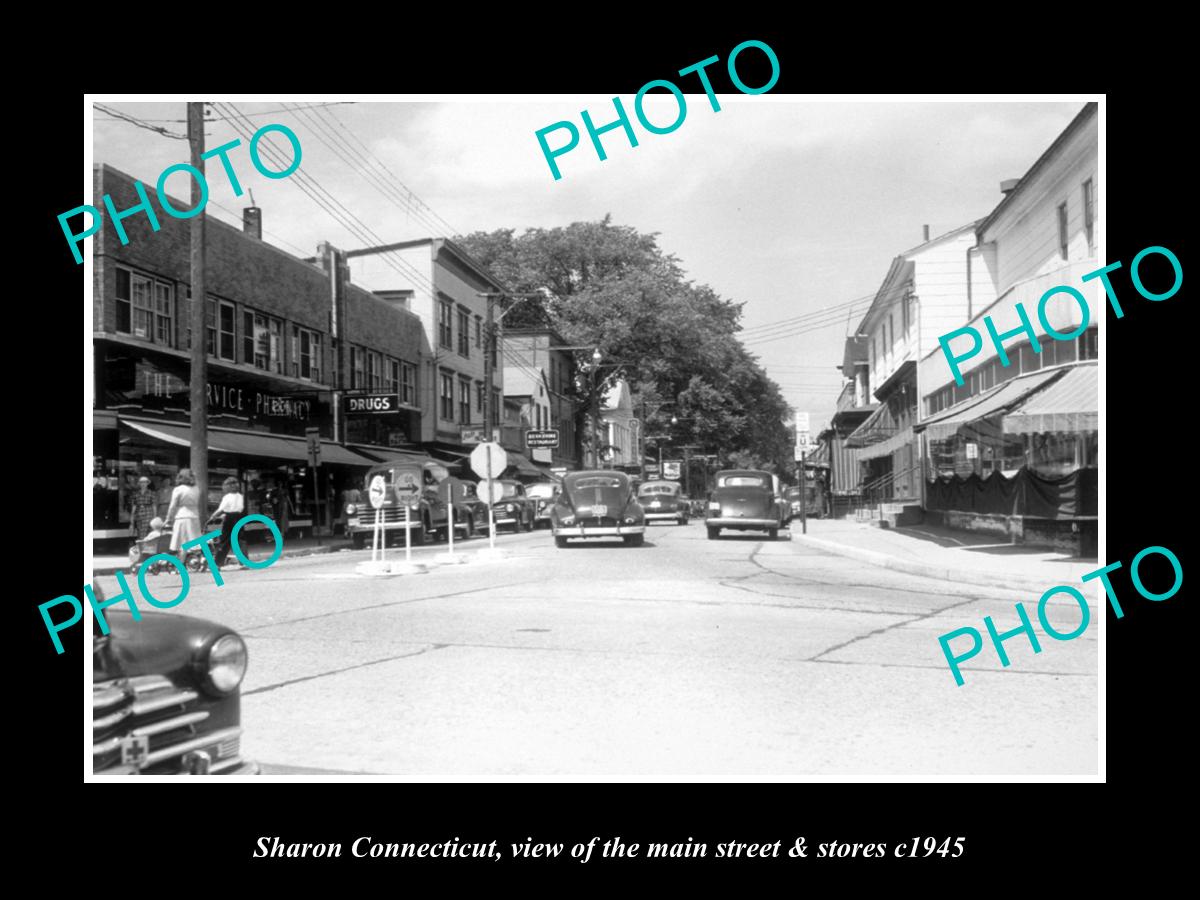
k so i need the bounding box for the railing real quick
[855,463,923,521]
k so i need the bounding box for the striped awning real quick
[915,368,1064,442]
[121,417,374,466]
[1003,363,1098,434]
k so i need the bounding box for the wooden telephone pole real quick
[187,102,208,502]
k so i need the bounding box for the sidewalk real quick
[91,534,354,577]
[790,518,1099,594]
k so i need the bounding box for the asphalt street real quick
[94,522,1098,777]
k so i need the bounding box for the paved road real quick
[95,522,1097,777]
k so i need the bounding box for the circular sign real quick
[394,470,420,508]
[469,441,508,480]
[368,474,387,509]
[485,479,505,505]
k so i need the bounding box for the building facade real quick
[500,327,581,471]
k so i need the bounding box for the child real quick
[144,516,167,543]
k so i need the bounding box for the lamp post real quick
[589,347,602,468]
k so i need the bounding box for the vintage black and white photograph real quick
[83,93,1101,779]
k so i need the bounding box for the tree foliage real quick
[457,217,793,474]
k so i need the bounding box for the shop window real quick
[401,362,417,406]
[440,373,455,421]
[457,308,470,357]
[459,377,471,424]
[1078,327,1098,360]
[293,327,322,382]
[1019,342,1041,374]
[438,300,453,350]
[1057,201,1069,259]
[1082,179,1095,249]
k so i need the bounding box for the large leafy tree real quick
[457,217,792,477]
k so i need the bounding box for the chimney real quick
[1000,178,1020,196]
[923,224,930,242]
[243,206,262,240]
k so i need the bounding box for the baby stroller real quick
[128,518,174,575]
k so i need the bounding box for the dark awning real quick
[121,417,374,466]
[504,451,545,479]
[915,369,1065,442]
[1002,363,1097,434]
[349,444,429,465]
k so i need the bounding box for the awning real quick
[916,368,1065,442]
[349,444,429,465]
[845,402,898,449]
[504,451,545,479]
[427,446,470,462]
[121,417,374,466]
[1002,363,1098,434]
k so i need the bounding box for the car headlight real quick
[203,634,248,695]
[559,514,575,526]
[345,503,357,515]
[624,516,637,524]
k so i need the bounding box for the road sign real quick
[368,474,387,509]
[305,427,321,468]
[470,441,508,481]
[483,479,505,504]
[393,469,420,507]
[525,429,560,449]
[663,460,681,480]
[550,466,568,477]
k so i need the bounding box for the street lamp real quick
[590,348,602,468]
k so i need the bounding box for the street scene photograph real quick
[84,95,1100,778]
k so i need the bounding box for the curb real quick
[92,543,346,577]
[791,533,1063,599]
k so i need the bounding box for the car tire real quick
[555,535,568,549]
[351,532,365,550]
[767,528,779,541]
[624,534,645,547]
[707,526,720,540]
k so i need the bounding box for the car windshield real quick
[527,483,557,499]
[638,483,679,496]
[718,474,769,488]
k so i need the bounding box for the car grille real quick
[577,516,620,528]
[356,507,412,526]
[93,675,243,775]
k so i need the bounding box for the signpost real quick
[794,412,811,462]
[306,427,322,545]
[471,442,508,552]
[367,473,386,563]
[525,429,560,449]
[394,470,420,565]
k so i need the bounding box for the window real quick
[292,326,322,382]
[243,311,282,372]
[1057,201,1069,259]
[154,283,174,346]
[368,351,382,390]
[459,377,471,424]
[401,362,417,406]
[386,358,400,396]
[475,316,483,349]
[1078,327,1098,360]
[438,300,453,349]
[115,268,132,333]
[1082,179,1095,248]
[350,347,364,389]
[440,373,455,421]
[457,308,470,357]
[207,299,235,360]
[888,314,894,353]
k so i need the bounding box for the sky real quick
[91,96,1085,433]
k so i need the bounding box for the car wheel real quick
[624,534,645,547]
[707,526,720,540]
[351,532,365,550]
[555,536,568,548]
[767,528,779,541]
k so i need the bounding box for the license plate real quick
[593,504,607,517]
[120,734,151,769]
[650,500,661,508]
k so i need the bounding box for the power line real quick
[737,294,873,335]
[94,103,187,140]
[106,102,357,123]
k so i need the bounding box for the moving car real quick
[345,459,485,548]
[527,481,560,528]
[551,470,646,547]
[638,479,689,525]
[93,596,257,776]
[705,469,787,540]
[486,479,536,533]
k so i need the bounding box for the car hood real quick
[95,609,237,686]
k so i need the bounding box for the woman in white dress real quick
[165,468,203,553]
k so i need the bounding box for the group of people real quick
[129,470,246,567]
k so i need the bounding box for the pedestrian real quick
[164,468,203,554]
[128,475,158,541]
[268,478,290,539]
[206,476,245,567]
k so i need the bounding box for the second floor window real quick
[368,350,382,390]
[292,326,322,382]
[1082,178,1095,248]
[115,267,173,347]
[401,362,417,406]
[207,299,236,361]
[457,308,470,357]
[350,347,363,389]
[440,373,455,421]
[1057,201,1069,259]
[439,300,453,349]
[386,358,400,396]
[243,311,282,373]
[459,378,471,423]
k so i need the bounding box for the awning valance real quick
[121,417,374,466]
[915,369,1064,442]
[1002,363,1098,434]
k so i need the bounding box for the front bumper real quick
[347,520,421,534]
[706,517,778,529]
[553,524,646,537]
[644,511,685,521]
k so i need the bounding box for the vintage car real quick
[550,470,646,547]
[637,479,690,525]
[345,459,486,548]
[705,469,787,540]
[486,479,536,533]
[526,481,560,528]
[784,486,804,522]
[93,597,258,776]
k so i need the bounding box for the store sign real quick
[525,429,560,449]
[135,363,316,421]
[344,393,399,415]
[663,460,682,480]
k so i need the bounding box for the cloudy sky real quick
[91,96,1085,430]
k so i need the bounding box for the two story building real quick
[500,327,581,472]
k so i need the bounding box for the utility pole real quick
[483,296,495,441]
[187,102,208,505]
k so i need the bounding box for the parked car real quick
[705,469,787,540]
[551,470,646,547]
[784,486,803,523]
[527,481,560,528]
[486,479,536,533]
[93,589,258,776]
[345,459,484,548]
[638,479,689,525]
